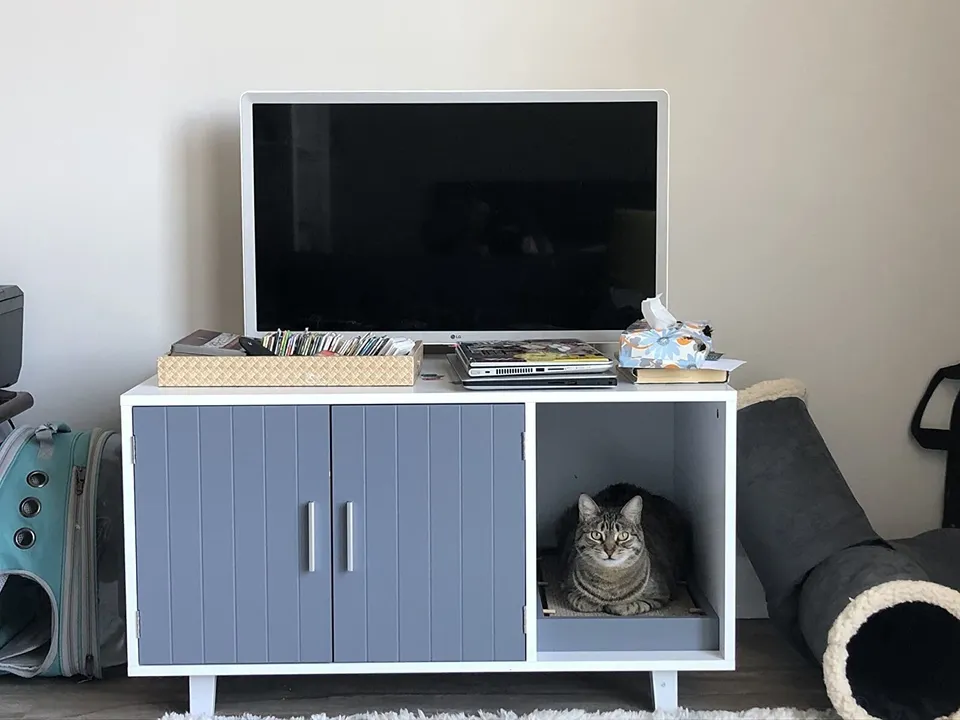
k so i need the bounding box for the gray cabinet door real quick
[132,405,332,666]
[331,404,526,663]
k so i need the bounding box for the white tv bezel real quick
[239,89,670,345]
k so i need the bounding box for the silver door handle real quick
[345,501,355,572]
[307,501,316,573]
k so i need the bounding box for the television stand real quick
[120,357,736,716]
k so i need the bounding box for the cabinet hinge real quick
[520,432,526,462]
[522,605,527,634]
[130,436,137,465]
[136,610,141,639]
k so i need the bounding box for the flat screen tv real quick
[240,89,669,344]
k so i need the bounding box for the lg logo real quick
[449,334,462,340]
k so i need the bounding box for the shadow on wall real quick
[175,118,245,335]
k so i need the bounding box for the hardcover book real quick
[457,339,609,366]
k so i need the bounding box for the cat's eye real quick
[590,531,602,541]
[617,531,629,542]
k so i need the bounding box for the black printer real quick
[1,285,24,389]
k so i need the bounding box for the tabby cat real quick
[555,482,692,616]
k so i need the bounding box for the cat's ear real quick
[578,493,600,521]
[620,495,643,525]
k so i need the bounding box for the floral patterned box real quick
[618,319,714,369]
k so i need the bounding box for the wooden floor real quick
[0,621,831,719]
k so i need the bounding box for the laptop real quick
[455,339,615,378]
[446,353,618,390]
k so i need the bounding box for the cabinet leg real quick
[189,675,217,717]
[650,670,678,711]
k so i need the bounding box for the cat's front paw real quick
[605,600,652,616]
[567,591,602,613]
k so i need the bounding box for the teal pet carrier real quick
[0,422,126,678]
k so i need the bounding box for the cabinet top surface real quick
[121,357,736,407]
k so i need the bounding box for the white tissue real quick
[640,293,677,330]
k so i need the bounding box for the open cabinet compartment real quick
[534,400,731,658]
[535,551,719,652]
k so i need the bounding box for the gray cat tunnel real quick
[736,380,960,720]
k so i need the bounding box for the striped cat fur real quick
[555,482,692,616]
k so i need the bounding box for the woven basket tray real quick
[157,342,424,388]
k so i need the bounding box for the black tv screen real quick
[247,96,663,340]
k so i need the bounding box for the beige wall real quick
[2,0,958,538]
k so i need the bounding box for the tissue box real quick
[618,320,713,369]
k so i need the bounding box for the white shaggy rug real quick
[159,708,839,720]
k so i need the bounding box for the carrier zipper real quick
[72,462,90,677]
[74,466,86,495]
[82,430,110,679]
[59,433,85,676]
[69,461,88,675]
[60,468,80,675]
[0,426,34,480]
